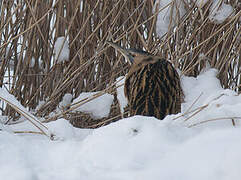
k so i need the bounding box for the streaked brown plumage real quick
[108,41,182,120]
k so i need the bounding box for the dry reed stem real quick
[0,89,56,140]
[188,117,241,128]
[173,92,204,120]
[174,93,226,122]
[14,131,45,135]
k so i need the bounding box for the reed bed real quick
[0,0,240,127]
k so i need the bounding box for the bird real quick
[107,41,183,120]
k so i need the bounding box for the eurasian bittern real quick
[108,41,182,120]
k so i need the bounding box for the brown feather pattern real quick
[124,56,182,120]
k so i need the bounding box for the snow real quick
[116,76,128,113]
[38,58,44,70]
[209,0,233,24]
[154,0,185,37]
[195,0,234,23]
[1,117,241,180]
[1,67,241,179]
[35,100,45,112]
[72,92,114,119]
[54,36,70,63]
[180,68,241,128]
[29,57,35,68]
[58,93,73,111]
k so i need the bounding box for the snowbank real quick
[1,116,241,180]
[1,68,241,179]
[180,68,241,128]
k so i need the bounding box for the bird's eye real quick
[130,52,137,57]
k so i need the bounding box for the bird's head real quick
[107,41,151,65]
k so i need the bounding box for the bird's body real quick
[108,41,182,120]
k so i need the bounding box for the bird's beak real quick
[107,41,134,64]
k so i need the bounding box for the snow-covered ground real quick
[1,68,241,180]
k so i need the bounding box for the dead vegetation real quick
[0,0,240,128]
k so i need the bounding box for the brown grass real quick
[0,0,240,127]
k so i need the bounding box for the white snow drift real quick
[1,68,241,180]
